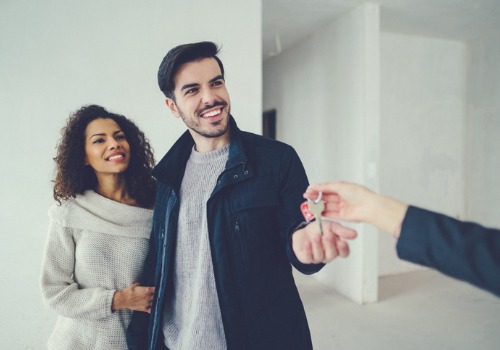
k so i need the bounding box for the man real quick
[305,181,500,297]
[127,41,357,350]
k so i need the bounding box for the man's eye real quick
[186,88,198,95]
[212,81,223,87]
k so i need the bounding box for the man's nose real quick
[200,87,215,105]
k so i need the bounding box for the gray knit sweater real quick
[163,145,229,350]
[40,190,153,350]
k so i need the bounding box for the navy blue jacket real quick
[127,117,322,350]
[397,206,500,296]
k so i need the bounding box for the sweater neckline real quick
[189,144,230,164]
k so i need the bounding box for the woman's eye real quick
[92,138,104,144]
[116,134,126,140]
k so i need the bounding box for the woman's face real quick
[84,118,131,177]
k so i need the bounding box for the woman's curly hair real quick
[53,105,156,208]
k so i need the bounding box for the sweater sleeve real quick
[396,206,500,296]
[40,220,115,320]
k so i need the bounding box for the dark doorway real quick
[262,109,277,139]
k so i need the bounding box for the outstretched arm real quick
[304,181,408,238]
[305,181,500,296]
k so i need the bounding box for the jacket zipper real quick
[234,217,240,232]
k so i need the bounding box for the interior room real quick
[263,0,500,348]
[1,0,499,348]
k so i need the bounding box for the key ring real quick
[312,191,322,204]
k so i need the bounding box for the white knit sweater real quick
[40,190,153,350]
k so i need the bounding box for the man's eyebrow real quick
[180,75,224,91]
[209,75,224,83]
[180,83,199,92]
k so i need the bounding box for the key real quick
[308,192,325,235]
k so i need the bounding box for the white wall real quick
[263,3,475,297]
[263,3,380,304]
[0,0,261,348]
[466,37,500,227]
[378,33,467,276]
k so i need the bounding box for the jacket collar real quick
[152,116,248,190]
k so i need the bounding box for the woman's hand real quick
[112,283,155,313]
[305,181,408,238]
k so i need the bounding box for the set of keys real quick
[300,192,325,235]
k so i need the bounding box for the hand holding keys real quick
[295,190,358,264]
[300,192,325,235]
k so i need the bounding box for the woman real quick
[40,105,156,349]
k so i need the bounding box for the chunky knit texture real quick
[40,190,153,350]
[163,145,229,350]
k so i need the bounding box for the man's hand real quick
[292,220,357,264]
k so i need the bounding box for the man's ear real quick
[165,98,180,118]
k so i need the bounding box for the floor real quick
[296,269,500,350]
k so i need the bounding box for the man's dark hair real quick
[157,41,224,100]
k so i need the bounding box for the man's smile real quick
[197,101,227,118]
[201,108,222,118]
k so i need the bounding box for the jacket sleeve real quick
[279,145,324,274]
[127,225,157,349]
[396,206,500,296]
[126,307,151,350]
[40,220,115,320]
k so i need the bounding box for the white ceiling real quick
[262,0,500,60]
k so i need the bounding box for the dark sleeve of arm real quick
[127,311,151,350]
[127,228,157,349]
[396,206,500,296]
[279,146,324,274]
[287,222,325,274]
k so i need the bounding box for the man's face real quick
[167,57,231,143]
